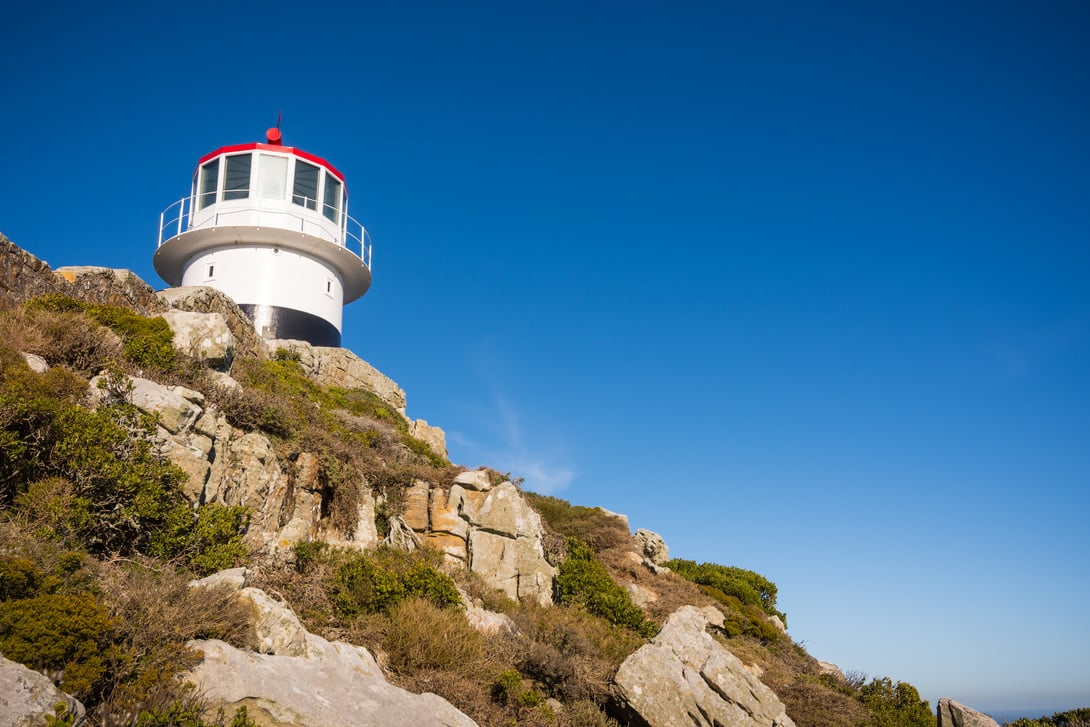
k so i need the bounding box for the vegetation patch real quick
[523,492,632,553]
[24,294,177,371]
[666,558,787,626]
[1009,708,1090,727]
[555,538,657,637]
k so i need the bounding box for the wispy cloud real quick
[444,343,577,495]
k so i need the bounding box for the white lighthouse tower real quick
[155,127,372,347]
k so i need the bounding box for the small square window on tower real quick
[206,264,216,280]
[325,278,334,297]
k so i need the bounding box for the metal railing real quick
[158,196,372,270]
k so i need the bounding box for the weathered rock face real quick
[634,528,670,565]
[161,309,234,370]
[267,339,407,414]
[410,418,448,460]
[1,233,57,305]
[86,372,376,554]
[0,653,87,727]
[1,234,162,314]
[401,470,556,605]
[53,266,165,314]
[612,606,796,727]
[188,571,480,727]
[158,286,265,361]
[937,698,1000,727]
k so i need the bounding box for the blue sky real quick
[3,0,1088,716]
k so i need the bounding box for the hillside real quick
[1,231,942,727]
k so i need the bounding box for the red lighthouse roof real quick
[196,142,346,184]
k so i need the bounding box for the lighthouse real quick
[154,128,372,347]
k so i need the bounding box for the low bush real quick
[1010,708,1090,727]
[858,677,935,727]
[334,547,462,616]
[667,558,787,625]
[523,492,632,553]
[0,591,117,699]
[1,346,248,571]
[384,596,492,676]
[511,601,644,704]
[555,538,656,637]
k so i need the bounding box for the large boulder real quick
[158,286,265,361]
[188,638,478,727]
[634,528,669,565]
[612,606,795,727]
[187,573,479,727]
[0,654,86,726]
[161,309,234,370]
[937,698,1000,727]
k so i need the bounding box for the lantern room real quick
[154,128,372,348]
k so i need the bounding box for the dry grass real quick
[511,602,645,705]
[722,635,868,727]
[1,306,124,376]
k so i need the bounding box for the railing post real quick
[177,199,183,237]
[158,210,165,246]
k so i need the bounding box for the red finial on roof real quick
[266,127,282,145]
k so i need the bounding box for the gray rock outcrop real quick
[1,234,162,314]
[401,471,556,605]
[21,352,48,373]
[161,309,234,370]
[0,653,86,727]
[158,286,264,361]
[53,266,165,314]
[937,698,1000,727]
[612,605,795,727]
[1,233,59,305]
[410,418,448,460]
[187,572,479,727]
[634,528,670,565]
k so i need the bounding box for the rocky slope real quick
[0,232,1006,727]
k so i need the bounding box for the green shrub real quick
[1008,708,1090,727]
[121,701,257,727]
[555,538,656,637]
[858,677,935,727]
[293,540,329,573]
[183,504,251,575]
[0,556,40,600]
[666,558,787,625]
[1,351,248,567]
[334,548,461,616]
[0,592,117,699]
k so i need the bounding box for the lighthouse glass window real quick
[323,175,342,222]
[198,159,219,209]
[257,154,288,201]
[293,162,319,210]
[224,154,252,200]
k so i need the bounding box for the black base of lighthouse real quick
[241,304,341,348]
